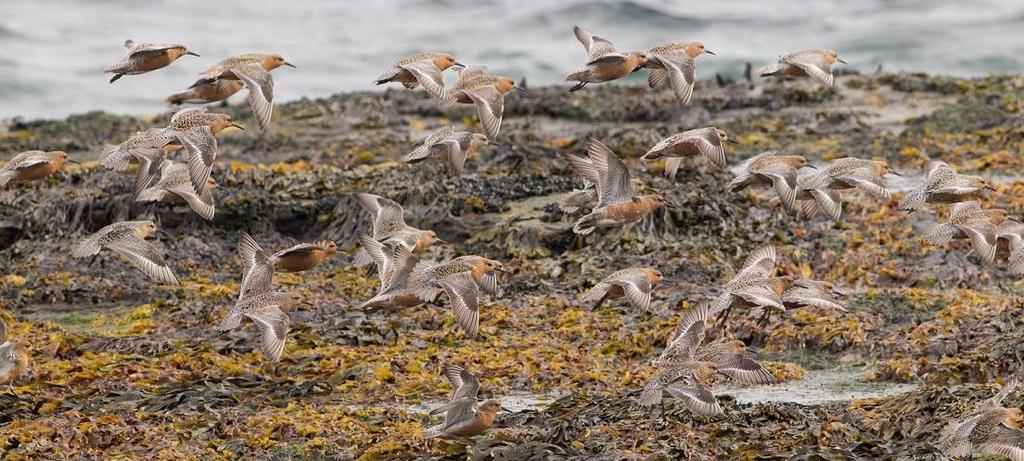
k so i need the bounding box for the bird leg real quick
[715,307,731,331]
[87,254,99,267]
[569,82,587,92]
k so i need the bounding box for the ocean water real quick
[1,0,1021,119]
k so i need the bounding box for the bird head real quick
[265,53,296,70]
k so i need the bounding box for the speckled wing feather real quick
[988,378,1019,406]
[354,193,407,240]
[698,339,776,385]
[176,125,218,194]
[0,342,17,379]
[238,232,273,299]
[754,163,800,212]
[439,272,481,337]
[587,139,634,208]
[658,302,708,365]
[107,236,178,285]
[405,126,457,162]
[401,60,449,101]
[572,25,624,64]
[664,375,723,417]
[980,423,1024,461]
[608,271,653,312]
[837,169,890,199]
[958,219,998,263]
[231,63,274,131]
[564,153,599,187]
[730,246,776,284]
[938,413,985,456]
[647,54,696,104]
[243,302,289,362]
[781,50,833,86]
[463,85,504,140]
[445,364,481,401]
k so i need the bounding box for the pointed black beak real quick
[489,142,504,148]
[726,138,739,144]
[499,405,514,413]
[985,185,997,191]
[890,170,903,176]
[838,58,847,64]
[705,50,716,55]
[231,122,246,131]
[514,85,527,93]
[805,164,818,170]
[453,61,466,68]
[67,159,81,164]
[185,51,200,57]
[284,62,297,68]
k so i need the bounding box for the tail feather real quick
[422,423,446,439]
[564,67,592,83]
[0,170,17,188]
[72,236,102,258]
[573,213,598,235]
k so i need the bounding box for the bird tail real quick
[165,89,196,106]
[0,170,18,188]
[188,77,216,89]
[636,379,663,407]
[897,188,927,213]
[572,213,598,235]
[422,423,445,439]
[71,236,102,258]
[756,62,784,78]
[564,67,592,83]
[215,309,243,332]
[134,187,161,203]
[100,144,131,171]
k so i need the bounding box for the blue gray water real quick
[1,0,1022,119]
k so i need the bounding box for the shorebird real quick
[402,126,490,177]
[795,157,896,220]
[644,41,714,104]
[709,245,787,321]
[898,161,995,213]
[447,66,523,140]
[101,129,181,196]
[424,364,505,438]
[0,317,29,393]
[357,235,430,310]
[411,256,508,337]
[565,26,648,92]
[639,302,775,418]
[374,52,462,101]
[104,39,199,83]
[71,221,178,285]
[150,107,244,194]
[0,151,75,188]
[997,221,1024,274]
[241,234,338,274]
[216,233,290,362]
[924,201,1010,264]
[165,80,245,106]
[728,151,811,213]
[352,192,439,267]
[135,161,218,221]
[572,139,670,235]
[578,267,663,312]
[938,377,1024,460]
[641,127,736,179]
[745,278,849,326]
[757,49,846,87]
[561,152,644,214]
[189,53,296,130]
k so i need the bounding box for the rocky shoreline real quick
[0,72,1023,459]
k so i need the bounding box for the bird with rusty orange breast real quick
[579,267,663,312]
[571,138,670,235]
[356,235,428,311]
[189,53,296,130]
[0,151,76,188]
[0,317,30,393]
[166,79,246,107]
[728,151,812,214]
[71,220,179,285]
[641,127,736,180]
[561,151,645,214]
[447,66,524,140]
[375,52,462,102]
[565,25,648,92]
[403,126,490,177]
[410,255,509,337]
[135,161,218,221]
[149,107,245,195]
[424,364,507,438]
[645,41,714,104]
[757,49,846,87]
[939,377,1024,460]
[352,192,440,268]
[101,128,183,197]
[924,201,1011,264]
[104,39,199,83]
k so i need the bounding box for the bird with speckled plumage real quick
[939,377,1024,460]
[641,127,736,180]
[0,317,30,393]
[135,161,218,221]
[72,221,178,285]
[446,66,523,140]
[757,49,846,87]
[189,53,295,130]
[645,41,714,104]
[565,25,648,92]
[104,39,199,83]
[375,52,462,102]
[571,138,670,235]
[403,126,490,177]
[424,364,506,439]
[0,151,76,188]
[579,267,663,312]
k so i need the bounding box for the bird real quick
[0,317,30,393]
[578,267,663,312]
[572,139,669,235]
[898,161,996,213]
[357,235,432,310]
[644,41,714,104]
[728,151,811,213]
[402,126,490,177]
[0,151,75,188]
[923,201,1010,264]
[997,221,1024,274]
[560,152,644,214]
[104,39,199,83]
[641,127,736,179]
[150,107,244,194]
[938,377,1024,460]
[795,157,897,221]
[757,49,846,87]
[352,192,440,267]
[165,79,245,106]
[747,278,849,326]
[639,302,775,418]
[135,161,218,221]
[709,245,787,321]
[424,364,505,439]
[71,221,178,285]
[216,233,290,362]
[447,66,523,140]
[564,26,648,92]
[189,53,296,131]
[374,52,462,101]
[241,235,338,274]
[101,129,181,196]
[411,256,509,337]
